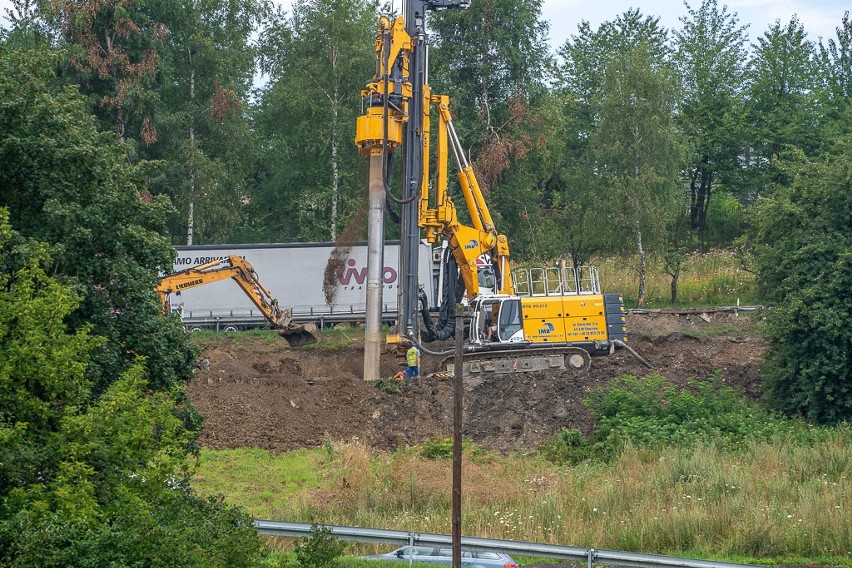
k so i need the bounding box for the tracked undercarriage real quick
[441,344,594,376]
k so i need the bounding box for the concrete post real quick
[364,152,386,382]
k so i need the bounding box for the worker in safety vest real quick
[406,344,420,380]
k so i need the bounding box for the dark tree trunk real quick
[689,165,713,252]
[671,272,679,304]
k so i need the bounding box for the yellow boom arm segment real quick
[155,256,318,346]
[419,95,513,297]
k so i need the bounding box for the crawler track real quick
[440,345,593,376]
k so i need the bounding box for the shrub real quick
[537,428,592,465]
[539,373,832,464]
[419,436,477,460]
[374,377,404,395]
[294,525,345,568]
[750,139,852,424]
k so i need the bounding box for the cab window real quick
[498,298,522,340]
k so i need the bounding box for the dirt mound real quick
[187,312,765,453]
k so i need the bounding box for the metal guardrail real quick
[253,521,761,568]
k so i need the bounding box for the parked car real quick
[361,545,518,568]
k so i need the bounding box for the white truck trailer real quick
[169,241,437,331]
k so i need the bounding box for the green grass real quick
[299,326,364,350]
[189,325,366,351]
[594,250,758,308]
[191,328,286,348]
[193,448,325,519]
[193,432,852,566]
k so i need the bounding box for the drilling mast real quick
[356,0,469,381]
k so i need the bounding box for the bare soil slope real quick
[187,311,764,453]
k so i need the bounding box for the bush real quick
[419,436,479,460]
[539,373,832,464]
[750,143,852,423]
[537,428,592,465]
[294,525,345,568]
[373,377,404,395]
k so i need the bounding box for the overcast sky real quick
[1,0,848,52]
[539,0,847,49]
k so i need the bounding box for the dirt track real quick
[187,311,765,453]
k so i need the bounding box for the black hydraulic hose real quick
[379,30,416,207]
[613,339,654,369]
[383,153,401,222]
[409,332,454,356]
[385,194,401,223]
[423,249,464,342]
[385,188,418,204]
[418,288,433,329]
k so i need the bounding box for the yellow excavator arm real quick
[155,256,317,346]
[419,94,513,297]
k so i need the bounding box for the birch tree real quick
[592,45,685,307]
[252,0,376,242]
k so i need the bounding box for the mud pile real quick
[187,312,764,452]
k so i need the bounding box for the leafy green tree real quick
[427,0,556,257]
[51,0,166,143]
[0,208,98,498]
[429,0,551,139]
[0,46,195,393]
[557,8,669,141]
[742,16,820,196]
[553,10,671,269]
[818,11,852,136]
[591,44,686,307]
[0,214,263,565]
[485,91,611,264]
[674,0,749,250]
[251,0,377,241]
[2,0,52,48]
[751,134,852,424]
[145,0,267,244]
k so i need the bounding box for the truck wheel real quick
[189,326,205,333]
[223,325,239,332]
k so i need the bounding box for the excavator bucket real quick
[278,322,319,347]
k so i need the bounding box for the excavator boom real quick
[156,256,318,347]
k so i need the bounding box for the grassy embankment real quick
[188,251,847,566]
[192,416,850,565]
[594,249,757,308]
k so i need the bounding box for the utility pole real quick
[452,302,465,568]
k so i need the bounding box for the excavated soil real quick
[187,311,765,453]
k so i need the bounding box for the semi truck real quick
[167,241,437,331]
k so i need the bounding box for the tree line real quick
[0,0,848,563]
[0,1,846,250]
[5,0,849,306]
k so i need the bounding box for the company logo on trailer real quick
[339,259,398,285]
